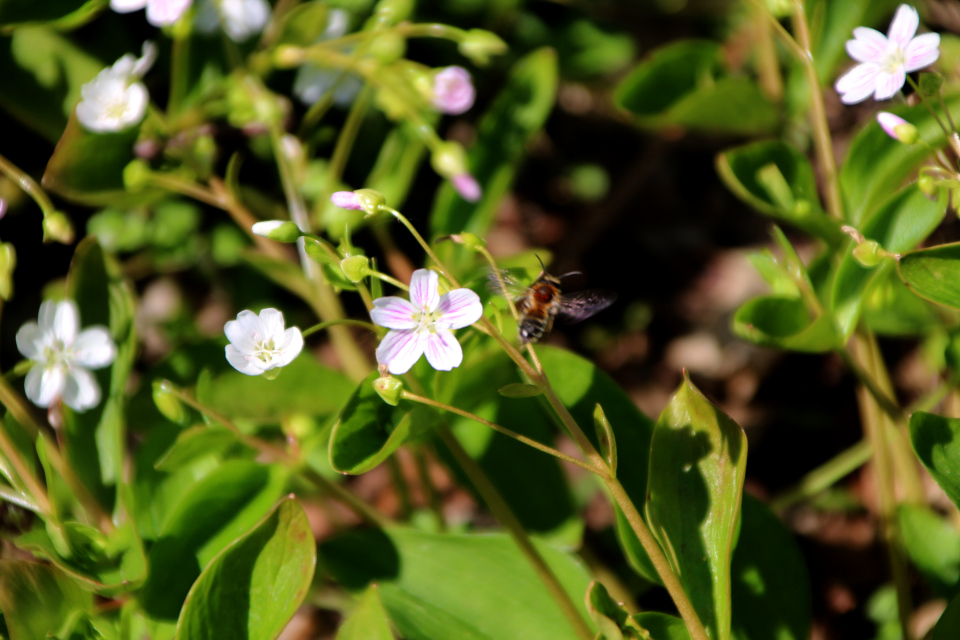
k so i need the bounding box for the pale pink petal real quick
[52,301,79,345]
[432,66,475,115]
[258,308,286,343]
[436,289,483,330]
[423,330,463,371]
[376,329,426,375]
[847,28,888,63]
[62,368,101,411]
[370,297,419,330]
[409,269,440,312]
[110,0,148,12]
[225,344,264,375]
[72,327,116,369]
[275,328,304,367]
[145,0,192,26]
[16,323,46,361]
[835,63,881,104]
[887,4,919,49]
[876,111,909,139]
[904,32,941,72]
[452,174,481,202]
[874,67,906,100]
[26,365,64,408]
[331,191,363,210]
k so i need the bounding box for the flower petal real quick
[62,368,102,411]
[16,323,46,361]
[72,327,117,369]
[110,0,148,12]
[52,300,79,345]
[376,329,426,375]
[229,310,266,346]
[887,4,919,49]
[874,67,906,101]
[38,299,59,334]
[258,308,287,343]
[25,365,64,408]
[275,327,304,367]
[904,32,941,72]
[835,63,880,104]
[436,289,483,330]
[409,269,439,312]
[423,330,463,371]
[145,0,192,26]
[370,297,419,330]
[847,28,888,63]
[225,344,265,375]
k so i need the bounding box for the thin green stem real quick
[905,76,960,160]
[302,318,379,338]
[0,484,40,513]
[381,207,456,284]
[746,0,806,61]
[0,152,57,216]
[437,428,595,640]
[476,245,520,321]
[770,439,872,510]
[367,269,408,291]
[387,455,413,519]
[837,348,904,423]
[0,381,51,516]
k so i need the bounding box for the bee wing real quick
[556,290,617,324]
[487,269,527,300]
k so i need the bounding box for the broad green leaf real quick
[909,412,960,510]
[934,592,960,640]
[140,460,290,620]
[585,581,646,640]
[716,141,841,244]
[0,0,104,28]
[646,375,748,640]
[732,295,839,353]
[197,356,353,423]
[0,560,92,640]
[731,495,811,640]
[336,586,395,640]
[175,497,316,640]
[862,269,940,336]
[154,426,252,472]
[616,40,777,136]
[899,504,960,598]
[831,186,946,338]
[318,527,593,640]
[431,48,558,262]
[634,613,691,640]
[898,242,960,310]
[329,372,439,474]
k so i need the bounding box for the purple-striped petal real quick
[874,67,906,100]
[904,32,941,72]
[847,28,888,63]
[409,269,440,312]
[423,330,463,371]
[887,4,919,49]
[376,329,427,375]
[370,296,419,330]
[835,63,880,104]
[436,289,483,330]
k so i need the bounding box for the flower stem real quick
[436,427,595,640]
[366,269,409,291]
[770,439,872,510]
[302,318,379,338]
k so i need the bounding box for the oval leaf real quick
[909,412,960,510]
[898,241,960,310]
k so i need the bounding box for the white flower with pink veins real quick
[371,269,483,375]
[835,4,940,104]
[224,309,304,376]
[110,0,192,26]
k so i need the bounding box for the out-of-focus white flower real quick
[876,111,918,144]
[224,309,303,376]
[76,42,157,133]
[371,269,482,375]
[16,300,116,412]
[293,9,363,106]
[196,0,271,42]
[110,0,192,27]
[835,4,941,104]
[431,66,475,115]
[251,220,301,242]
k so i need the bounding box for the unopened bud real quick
[877,112,918,145]
[42,212,75,245]
[152,380,187,424]
[340,255,370,282]
[918,174,938,198]
[374,0,414,21]
[372,375,403,406]
[368,32,406,64]
[0,242,15,300]
[431,141,469,179]
[354,188,387,215]
[452,173,481,202]
[458,29,508,66]
[331,191,363,210]
[252,220,302,243]
[852,240,883,267]
[123,159,152,192]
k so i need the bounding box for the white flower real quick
[16,300,116,412]
[110,0,192,27]
[224,309,304,376]
[835,4,941,104]
[196,0,271,42]
[76,42,157,133]
[371,269,483,375]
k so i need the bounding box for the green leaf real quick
[318,527,593,640]
[329,372,439,474]
[585,581,647,640]
[431,48,558,259]
[646,374,748,640]
[616,40,777,136]
[594,404,617,475]
[919,72,945,98]
[862,269,940,336]
[273,1,327,47]
[336,586,395,640]
[154,426,252,472]
[730,495,811,640]
[909,412,960,510]
[0,0,104,28]
[934,592,960,640]
[175,497,315,640]
[0,560,92,640]
[899,504,960,598]
[633,613,691,640]
[140,460,290,620]
[716,141,841,244]
[898,241,960,310]
[365,121,428,211]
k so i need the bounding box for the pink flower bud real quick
[331,191,363,210]
[876,111,918,144]
[452,174,481,202]
[432,66,475,115]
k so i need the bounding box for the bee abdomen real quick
[518,316,548,343]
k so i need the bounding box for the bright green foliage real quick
[899,504,960,598]
[898,242,960,310]
[910,412,960,510]
[336,586,396,640]
[0,560,92,640]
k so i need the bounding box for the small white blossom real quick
[835,4,941,104]
[76,42,157,133]
[196,0,271,42]
[110,0,192,26]
[224,309,304,376]
[371,269,483,375]
[16,300,116,412]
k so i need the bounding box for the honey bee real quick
[493,258,617,344]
